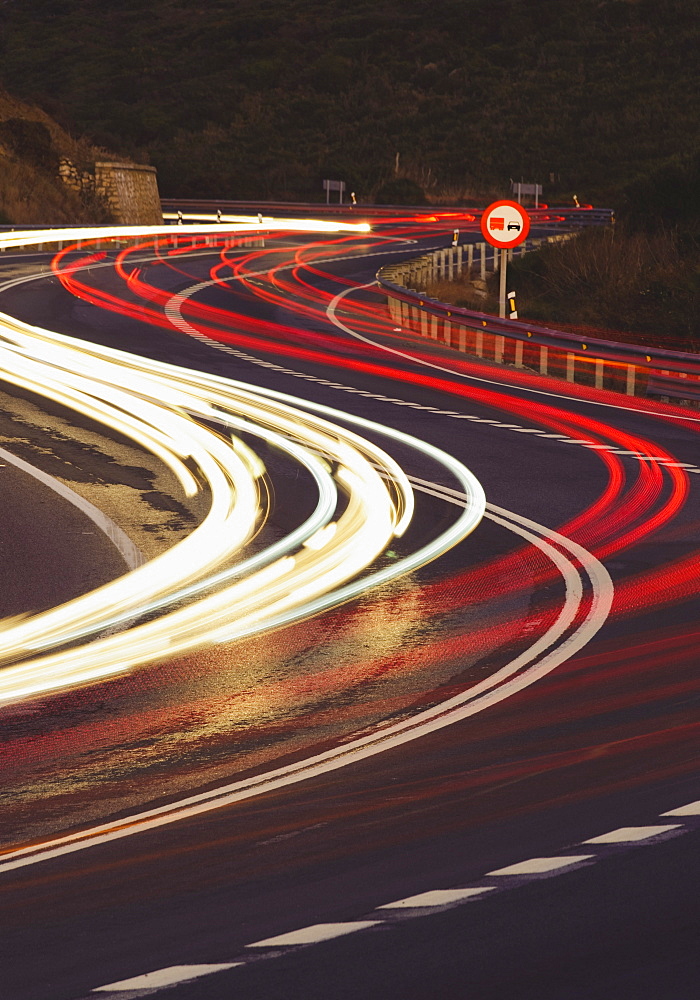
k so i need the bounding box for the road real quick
[0,215,698,1000]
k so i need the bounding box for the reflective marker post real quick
[508,290,518,320]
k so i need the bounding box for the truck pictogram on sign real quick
[481,200,531,248]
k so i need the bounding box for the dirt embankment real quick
[0,87,115,225]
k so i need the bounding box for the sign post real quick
[323,179,346,204]
[480,200,530,318]
[511,181,542,207]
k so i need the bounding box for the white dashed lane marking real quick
[662,800,700,816]
[165,282,700,475]
[379,887,496,909]
[81,797,700,998]
[486,855,594,876]
[583,825,683,844]
[81,264,700,1000]
[246,921,381,948]
[92,963,241,992]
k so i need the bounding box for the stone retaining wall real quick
[59,158,163,224]
[94,162,162,225]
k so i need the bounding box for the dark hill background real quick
[0,0,697,204]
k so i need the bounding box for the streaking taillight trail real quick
[0,221,488,704]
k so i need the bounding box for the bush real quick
[622,153,700,238]
[374,177,427,205]
[506,225,700,347]
[0,118,57,171]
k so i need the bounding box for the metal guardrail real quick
[5,212,695,404]
[160,200,614,229]
[377,245,700,406]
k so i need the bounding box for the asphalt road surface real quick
[0,219,698,1000]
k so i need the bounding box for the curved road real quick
[0,217,698,1000]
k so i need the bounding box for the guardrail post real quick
[444,319,451,345]
[457,245,463,274]
[479,243,486,281]
[467,244,473,275]
[430,315,439,339]
[494,335,504,363]
[626,365,636,395]
[476,329,483,357]
[595,359,604,389]
[514,340,524,368]
[566,353,575,381]
[540,346,549,374]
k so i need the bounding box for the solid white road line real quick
[326,280,700,426]
[0,491,609,877]
[0,444,144,571]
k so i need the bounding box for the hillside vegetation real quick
[0,0,697,204]
[428,154,700,347]
[0,88,112,224]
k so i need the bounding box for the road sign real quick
[510,181,542,207]
[323,179,345,204]
[480,200,530,248]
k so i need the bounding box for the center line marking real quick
[379,887,496,908]
[487,856,594,876]
[92,964,241,991]
[583,825,682,844]
[662,800,700,816]
[246,921,381,948]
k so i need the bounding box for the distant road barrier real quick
[377,246,700,408]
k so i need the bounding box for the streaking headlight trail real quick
[0,223,485,704]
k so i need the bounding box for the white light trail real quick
[0,223,484,704]
[0,216,370,252]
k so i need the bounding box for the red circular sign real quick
[480,200,530,248]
